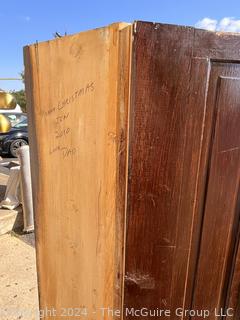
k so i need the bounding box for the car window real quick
[13,118,28,128]
[5,114,27,126]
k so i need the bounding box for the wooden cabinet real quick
[24,21,240,319]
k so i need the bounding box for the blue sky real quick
[1,0,240,91]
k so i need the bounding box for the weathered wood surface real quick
[192,71,240,319]
[124,21,240,319]
[24,23,131,319]
[25,21,240,319]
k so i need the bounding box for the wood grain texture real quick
[124,21,240,319]
[192,75,240,319]
[24,23,131,319]
[24,21,240,319]
[226,230,240,320]
[124,21,201,316]
[193,28,240,60]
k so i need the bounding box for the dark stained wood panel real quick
[124,22,209,317]
[193,28,240,60]
[192,76,240,319]
[185,63,240,320]
[124,21,240,319]
[226,228,240,320]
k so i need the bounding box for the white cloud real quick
[195,18,217,31]
[218,17,240,32]
[195,17,240,32]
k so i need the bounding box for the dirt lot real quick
[0,159,39,319]
[0,233,39,320]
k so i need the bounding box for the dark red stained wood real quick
[124,22,207,317]
[186,63,240,319]
[124,21,240,319]
[226,228,240,320]
[193,28,240,60]
[192,76,240,319]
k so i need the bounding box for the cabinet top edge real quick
[24,20,240,51]
[24,22,131,49]
[133,20,240,38]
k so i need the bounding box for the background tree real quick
[19,70,25,83]
[10,89,26,112]
[9,70,26,112]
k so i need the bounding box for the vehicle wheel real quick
[9,139,28,157]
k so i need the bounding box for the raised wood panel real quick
[124,22,240,319]
[226,229,240,319]
[24,23,131,319]
[192,76,240,319]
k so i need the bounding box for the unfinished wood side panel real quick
[115,24,132,313]
[24,23,131,319]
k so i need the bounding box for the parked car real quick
[0,115,28,157]
[4,113,26,127]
